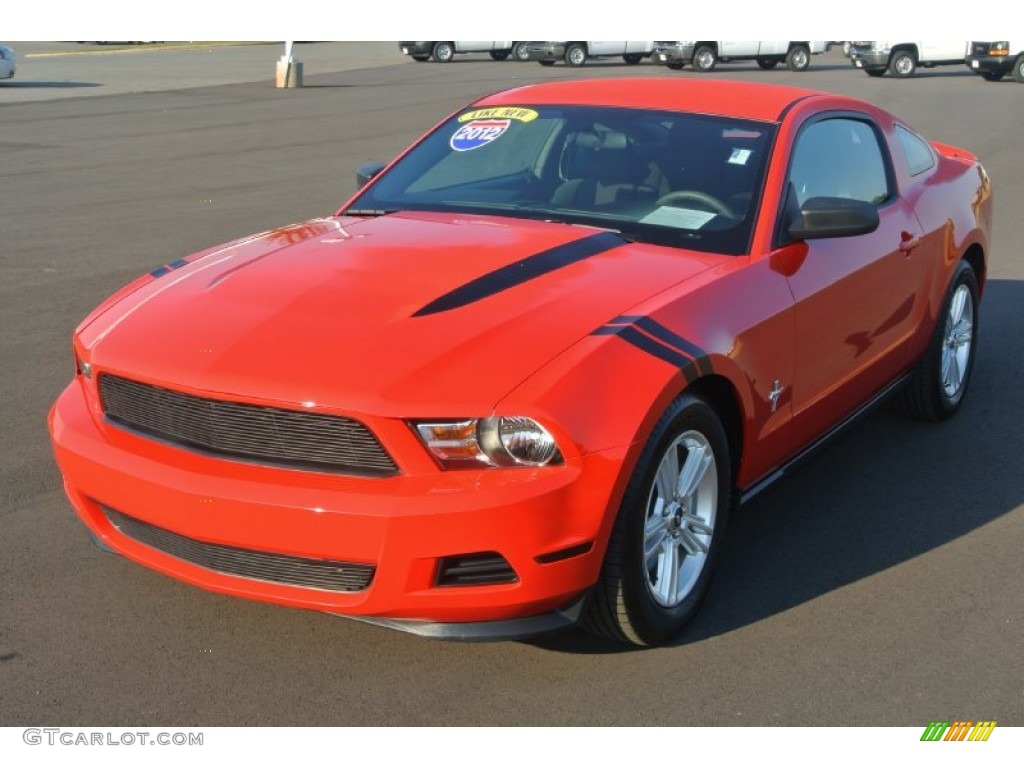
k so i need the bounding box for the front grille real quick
[98,374,398,475]
[102,505,375,592]
[436,552,518,587]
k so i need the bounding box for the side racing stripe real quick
[592,316,711,380]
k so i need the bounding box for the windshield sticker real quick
[728,148,752,165]
[639,207,717,229]
[450,119,511,152]
[458,107,539,123]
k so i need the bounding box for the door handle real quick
[898,232,921,254]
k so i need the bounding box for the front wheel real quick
[895,261,979,421]
[889,50,917,77]
[692,45,717,72]
[512,42,531,62]
[756,57,779,70]
[431,42,454,63]
[565,43,587,67]
[786,44,810,71]
[583,393,732,646]
[1014,55,1024,83]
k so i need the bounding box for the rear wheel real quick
[623,53,643,64]
[895,261,979,421]
[565,43,587,67]
[692,45,717,72]
[786,44,811,71]
[889,49,917,77]
[431,42,454,63]
[583,393,732,646]
[756,57,779,69]
[489,50,510,61]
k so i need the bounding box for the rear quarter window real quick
[896,125,936,176]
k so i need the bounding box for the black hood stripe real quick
[413,231,625,317]
[593,317,710,380]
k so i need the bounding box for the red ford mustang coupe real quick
[49,79,990,646]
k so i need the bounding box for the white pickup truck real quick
[966,41,1024,82]
[524,41,655,67]
[652,41,830,72]
[849,41,969,77]
[397,41,531,63]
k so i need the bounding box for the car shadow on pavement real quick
[531,278,1022,654]
[0,81,101,88]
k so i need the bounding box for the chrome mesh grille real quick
[102,505,375,592]
[98,374,397,475]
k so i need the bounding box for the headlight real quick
[990,42,1009,55]
[871,41,892,51]
[414,417,562,469]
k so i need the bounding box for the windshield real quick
[345,105,776,256]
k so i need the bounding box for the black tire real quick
[431,42,454,63]
[889,49,917,77]
[565,43,587,67]
[785,44,811,71]
[512,42,531,62]
[666,61,685,70]
[489,50,510,61]
[538,59,556,67]
[583,393,732,647]
[756,57,779,70]
[410,54,430,62]
[623,53,643,65]
[692,44,717,72]
[865,67,886,77]
[895,261,979,421]
[1014,56,1024,83]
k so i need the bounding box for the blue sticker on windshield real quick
[450,119,510,152]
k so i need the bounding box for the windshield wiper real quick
[345,208,396,216]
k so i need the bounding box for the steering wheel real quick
[654,190,738,220]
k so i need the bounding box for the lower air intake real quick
[436,552,518,587]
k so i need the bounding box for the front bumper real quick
[850,49,890,69]
[966,54,1014,76]
[49,377,628,637]
[398,41,433,56]
[525,43,565,61]
[653,44,694,66]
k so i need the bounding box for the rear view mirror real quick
[787,196,880,240]
[356,162,387,189]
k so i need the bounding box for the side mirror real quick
[356,162,387,189]
[787,196,880,240]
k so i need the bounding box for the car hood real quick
[80,212,722,415]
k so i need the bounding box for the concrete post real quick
[276,41,303,88]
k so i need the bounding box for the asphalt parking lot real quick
[1,42,1022,726]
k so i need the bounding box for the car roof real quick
[474,78,830,123]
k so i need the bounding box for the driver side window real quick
[787,118,890,207]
